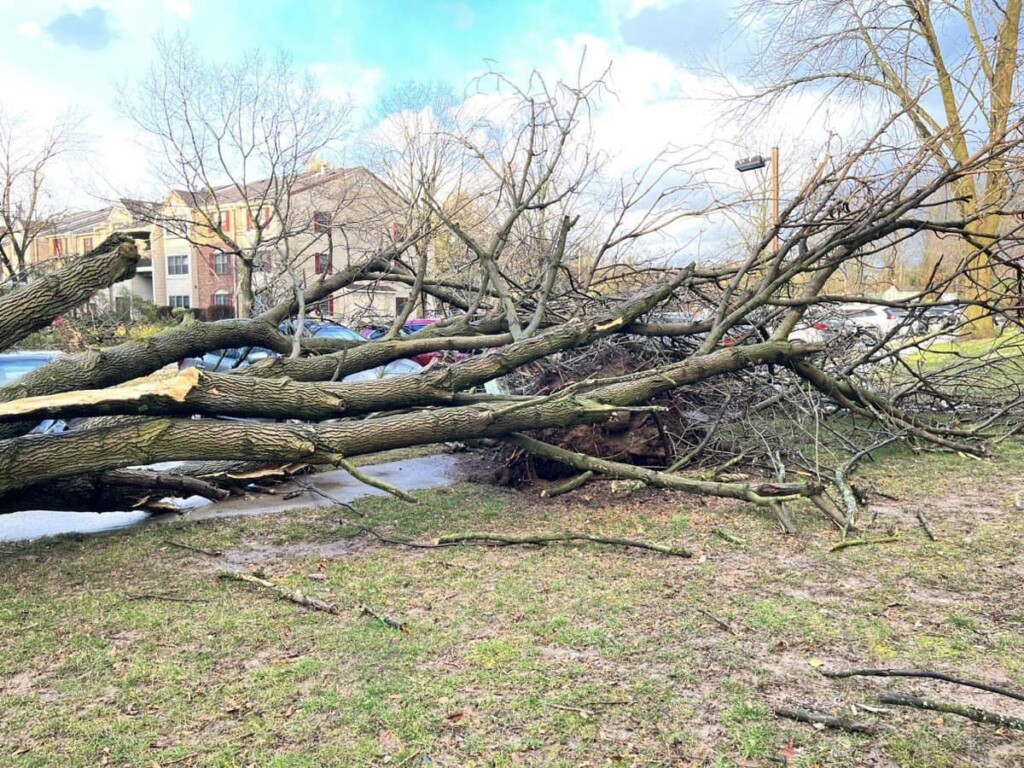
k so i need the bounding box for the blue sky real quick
[3,0,847,259]
[4,1,712,109]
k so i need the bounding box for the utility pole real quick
[771,146,780,254]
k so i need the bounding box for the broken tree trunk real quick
[0,269,699,425]
[0,234,139,351]
[0,254,392,440]
[0,340,816,507]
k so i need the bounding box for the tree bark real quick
[0,340,812,502]
[0,254,390,440]
[0,267,695,424]
[0,234,139,351]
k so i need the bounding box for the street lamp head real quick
[735,155,767,173]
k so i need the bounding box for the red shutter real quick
[246,209,253,230]
[263,207,270,225]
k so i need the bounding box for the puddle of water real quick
[0,454,462,544]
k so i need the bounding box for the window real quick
[220,210,232,232]
[313,252,331,275]
[82,237,93,253]
[53,238,65,257]
[313,211,333,234]
[395,296,409,315]
[213,253,230,275]
[168,295,191,309]
[210,291,234,319]
[168,254,189,275]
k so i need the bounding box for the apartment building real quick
[30,165,417,322]
[27,201,157,317]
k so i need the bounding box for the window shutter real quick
[246,209,253,230]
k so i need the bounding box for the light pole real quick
[735,146,780,254]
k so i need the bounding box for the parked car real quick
[181,319,423,379]
[182,346,277,372]
[282,318,366,343]
[359,318,448,367]
[919,305,963,332]
[0,351,66,433]
[828,304,899,342]
[0,350,61,385]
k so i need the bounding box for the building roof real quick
[54,207,112,235]
[168,166,380,209]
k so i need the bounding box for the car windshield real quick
[309,323,364,341]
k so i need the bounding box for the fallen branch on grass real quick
[505,433,816,506]
[360,603,408,633]
[217,571,340,615]
[338,459,418,504]
[696,606,735,634]
[916,510,937,541]
[540,471,593,498]
[710,528,745,546]
[822,668,1024,703]
[435,531,692,557]
[773,706,876,734]
[125,593,208,603]
[830,536,899,552]
[878,693,1024,731]
[164,540,222,557]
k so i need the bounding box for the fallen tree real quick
[1,66,1022,523]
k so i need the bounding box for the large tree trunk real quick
[0,254,392,440]
[0,235,139,351]
[0,340,812,499]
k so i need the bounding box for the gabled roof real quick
[166,166,381,209]
[51,207,112,235]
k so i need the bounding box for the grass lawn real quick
[3,443,1024,767]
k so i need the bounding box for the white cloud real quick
[17,21,42,38]
[164,0,193,20]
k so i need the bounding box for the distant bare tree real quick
[0,108,84,283]
[741,0,1024,333]
[120,33,353,316]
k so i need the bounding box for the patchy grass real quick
[3,443,1024,766]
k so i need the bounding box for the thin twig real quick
[292,479,364,516]
[125,593,208,603]
[217,571,340,615]
[163,540,222,557]
[696,606,735,634]
[916,509,937,541]
[540,471,594,498]
[360,603,408,633]
[338,459,418,504]
[774,706,876,734]
[435,531,692,557]
[830,536,899,552]
[711,528,745,546]
[543,702,595,717]
[823,668,1024,703]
